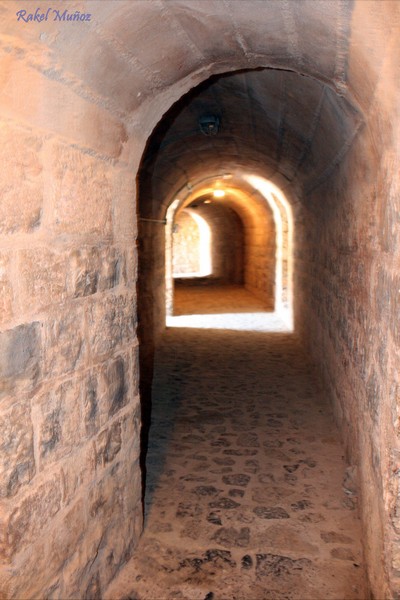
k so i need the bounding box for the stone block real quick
[103,356,128,417]
[126,245,138,284]
[0,322,41,398]
[390,277,400,346]
[98,247,126,293]
[366,370,380,423]
[7,553,61,600]
[50,499,86,568]
[60,444,95,507]
[0,121,43,234]
[123,458,143,517]
[95,421,122,468]
[0,398,35,498]
[49,531,97,599]
[54,24,148,115]
[102,420,122,465]
[111,172,138,242]
[50,143,113,238]
[130,345,140,397]
[83,354,130,437]
[44,308,86,379]
[0,61,125,159]
[84,572,101,600]
[83,373,101,438]
[121,402,141,460]
[167,0,246,64]
[1,477,62,560]
[89,471,123,522]
[19,248,68,313]
[41,580,63,600]
[62,513,120,598]
[88,293,136,360]
[34,379,84,467]
[90,520,133,591]
[0,253,13,326]
[70,246,125,298]
[116,5,202,86]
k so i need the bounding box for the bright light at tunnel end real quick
[166,173,294,333]
[244,174,294,332]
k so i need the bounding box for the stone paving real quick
[106,286,367,600]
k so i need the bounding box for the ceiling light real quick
[213,189,225,198]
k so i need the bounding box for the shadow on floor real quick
[108,326,366,600]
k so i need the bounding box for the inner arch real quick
[163,173,293,331]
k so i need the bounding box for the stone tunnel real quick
[0,1,399,598]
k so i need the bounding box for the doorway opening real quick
[172,209,212,279]
[165,174,293,332]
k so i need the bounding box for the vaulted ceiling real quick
[2,0,393,219]
[139,67,363,216]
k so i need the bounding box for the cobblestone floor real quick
[106,286,366,600]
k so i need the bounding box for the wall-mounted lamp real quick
[199,115,220,136]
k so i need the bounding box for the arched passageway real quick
[129,66,366,599]
[164,173,293,332]
[0,2,399,599]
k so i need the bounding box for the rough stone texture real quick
[35,379,84,466]
[295,59,400,596]
[0,322,41,398]
[0,1,399,598]
[0,253,13,326]
[1,477,62,561]
[173,203,244,285]
[0,51,126,158]
[173,209,203,276]
[49,143,113,238]
[88,293,136,361]
[0,398,35,498]
[0,121,43,235]
[70,246,125,298]
[0,33,141,598]
[134,3,399,596]
[43,308,86,379]
[106,320,366,600]
[19,248,70,314]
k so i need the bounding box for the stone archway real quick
[0,2,399,598]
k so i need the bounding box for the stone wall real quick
[173,210,202,276]
[189,203,244,285]
[137,218,166,443]
[243,199,276,309]
[0,58,142,598]
[1,1,399,598]
[295,57,400,598]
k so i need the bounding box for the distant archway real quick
[164,173,293,331]
[172,209,212,278]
